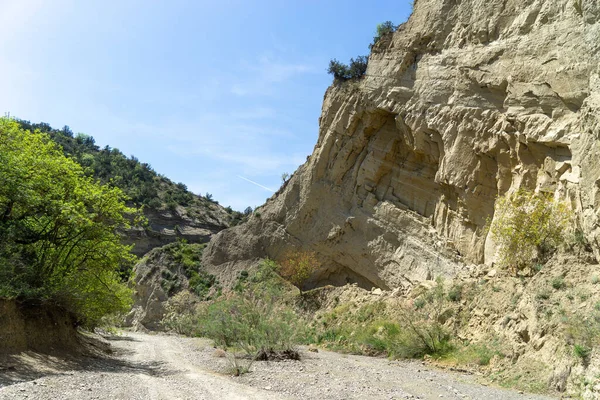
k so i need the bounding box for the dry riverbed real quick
[0,332,554,400]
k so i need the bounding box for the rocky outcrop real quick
[124,242,212,331]
[125,246,185,330]
[125,204,231,257]
[204,0,600,289]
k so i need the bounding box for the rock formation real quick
[126,204,232,257]
[204,0,600,289]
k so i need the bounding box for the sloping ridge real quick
[203,0,600,289]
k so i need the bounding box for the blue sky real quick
[0,0,412,211]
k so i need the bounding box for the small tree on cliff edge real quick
[370,21,397,49]
[278,250,320,294]
[328,57,368,82]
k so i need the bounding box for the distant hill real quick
[16,120,246,255]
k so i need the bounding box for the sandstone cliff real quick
[204,0,600,290]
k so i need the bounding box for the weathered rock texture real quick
[124,243,211,331]
[126,204,231,257]
[124,246,188,330]
[204,0,600,290]
[0,300,79,354]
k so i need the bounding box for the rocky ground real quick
[0,332,555,400]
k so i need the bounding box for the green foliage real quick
[195,260,303,359]
[278,250,320,293]
[447,284,463,302]
[328,59,350,80]
[188,272,217,299]
[551,276,566,290]
[161,241,218,299]
[15,119,241,224]
[574,344,592,360]
[0,118,137,326]
[444,341,503,366]
[348,56,368,78]
[371,21,397,48]
[315,282,455,359]
[327,56,368,81]
[563,308,600,363]
[491,190,572,275]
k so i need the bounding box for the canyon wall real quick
[204,0,600,289]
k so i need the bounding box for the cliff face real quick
[125,204,231,257]
[204,0,600,289]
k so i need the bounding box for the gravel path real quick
[0,332,555,400]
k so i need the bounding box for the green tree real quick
[278,250,320,294]
[327,59,350,81]
[490,189,572,275]
[0,118,139,326]
[348,56,368,79]
[371,21,397,48]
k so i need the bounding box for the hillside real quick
[16,120,245,255]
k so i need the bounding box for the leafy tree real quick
[14,119,202,211]
[370,21,397,48]
[0,118,139,326]
[490,189,572,275]
[328,59,350,81]
[278,250,320,294]
[328,57,368,82]
[243,206,253,216]
[348,56,368,79]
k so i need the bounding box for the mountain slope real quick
[17,120,244,256]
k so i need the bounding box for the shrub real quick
[563,308,600,364]
[536,290,551,301]
[327,59,350,81]
[315,282,456,359]
[195,260,304,361]
[370,21,397,48]
[490,190,572,275]
[188,271,217,299]
[396,283,454,357]
[327,57,368,81]
[574,344,592,360]
[278,250,320,293]
[446,341,503,366]
[348,56,368,79]
[447,284,463,302]
[552,277,566,290]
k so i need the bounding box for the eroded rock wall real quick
[204,0,600,289]
[125,204,231,257]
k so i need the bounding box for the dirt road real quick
[0,332,554,400]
